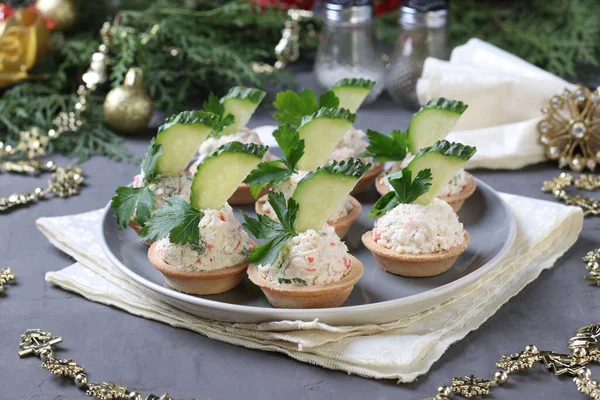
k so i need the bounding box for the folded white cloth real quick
[416,39,577,170]
[37,193,582,382]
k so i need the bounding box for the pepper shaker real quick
[385,0,450,108]
[313,0,386,105]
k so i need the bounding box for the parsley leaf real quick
[244,161,291,199]
[367,168,432,219]
[278,277,307,286]
[140,197,204,246]
[242,191,298,265]
[243,125,304,199]
[111,186,156,229]
[203,92,234,135]
[362,129,409,162]
[273,124,305,171]
[318,90,340,109]
[273,89,340,127]
[140,138,163,183]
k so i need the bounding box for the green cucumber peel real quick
[332,78,375,90]
[203,141,268,161]
[299,107,357,127]
[301,158,371,182]
[415,140,477,161]
[417,97,468,115]
[221,86,266,104]
[158,110,219,133]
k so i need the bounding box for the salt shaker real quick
[385,0,450,108]
[313,0,386,105]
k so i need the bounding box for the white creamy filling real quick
[327,126,370,162]
[156,204,253,271]
[373,198,466,254]
[258,171,353,222]
[258,224,352,286]
[133,171,193,208]
[383,154,469,197]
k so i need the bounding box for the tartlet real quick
[362,231,470,277]
[376,171,477,212]
[350,162,384,196]
[148,241,249,295]
[247,255,363,308]
[255,194,362,239]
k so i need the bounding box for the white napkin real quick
[37,193,582,382]
[416,39,577,169]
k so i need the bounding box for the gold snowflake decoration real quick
[451,375,492,398]
[0,267,14,293]
[86,381,129,400]
[41,357,84,377]
[496,352,537,372]
[538,85,600,172]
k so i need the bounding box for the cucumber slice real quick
[293,158,370,232]
[406,140,476,205]
[296,108,357,171]
[155,111,218,174]
[190,142,267,209]
[331,78,375,113]
[221,87,266,135]
[407,98,468,154]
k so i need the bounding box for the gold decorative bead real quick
[39,348,54,362]
[74,373,88,388]
[494,371,508,385]
[573,347,588,358]
[437,385,451,396]
[525,344,539,354]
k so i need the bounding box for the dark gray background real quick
[1,73,598,400]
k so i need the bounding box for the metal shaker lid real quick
[324,0,373,24]
[399,0,448,29]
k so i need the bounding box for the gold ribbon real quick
[0,9,50,88]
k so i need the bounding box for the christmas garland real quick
[0,0,317,162]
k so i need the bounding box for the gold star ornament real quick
[538,86,600,172]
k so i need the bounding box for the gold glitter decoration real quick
[0,166,84,212]
[41,357,84,377]
[18,328,201,400]
[451,375,492,398]
[541,172,600,216]
[86,382,129,400]
[0,267,15,293]
[538,85,600,172]
[423,324,600,399]
[18,329,63,358]
[583,250,600,286]
[495,352,538,372]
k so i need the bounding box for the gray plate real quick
[101,178,516,326]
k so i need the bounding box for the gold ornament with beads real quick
[103,67,154,135]
[538,85,600,172]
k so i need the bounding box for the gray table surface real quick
[1,75,598,400]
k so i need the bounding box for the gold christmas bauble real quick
[104,68,154,135]
[35,0,77,31]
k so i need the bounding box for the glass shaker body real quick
[314,19,386,105]
[385,11,450,108]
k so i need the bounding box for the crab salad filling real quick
[258,224,353,286]
[259,171,354,222]
[372,198,466,255]
[133,171,193,208]
[156,204,254,271]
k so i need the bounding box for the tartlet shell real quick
[350,163,385,196]
[255,195,362,239]
[247,255,363,308]
[229,183,268,205]
[375,171,477,212]
[148,241,249,295]
[362,231,470,277]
